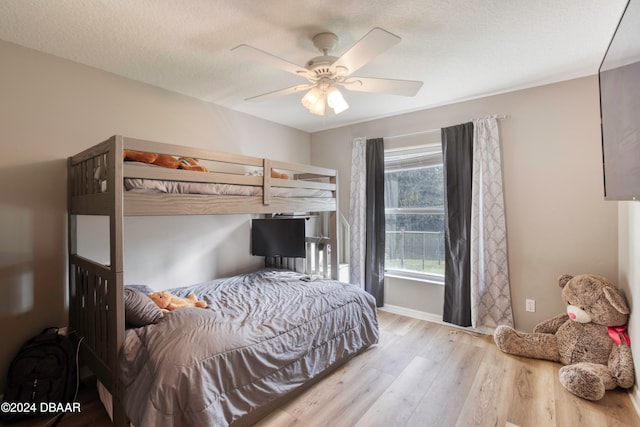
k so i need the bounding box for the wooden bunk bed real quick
[67,135,375,426]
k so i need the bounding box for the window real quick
[384,144,445,283]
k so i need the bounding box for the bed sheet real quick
[119,269,379,427]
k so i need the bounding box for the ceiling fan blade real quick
[342,77,423,97]
[246,84,312,102]
[332,28,401,75]
[231,44,307,76]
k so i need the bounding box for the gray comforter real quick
[120,269,379,426]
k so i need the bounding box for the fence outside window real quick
[385,228,445,278]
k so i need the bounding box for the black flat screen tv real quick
[599,0,640,200]
[251,218,306,258]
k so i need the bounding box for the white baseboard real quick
[379,304,442,324]
[379,304,494,336]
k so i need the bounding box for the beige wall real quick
[618,202,640,408]
[0,40,310,391]
[311,76,618,332]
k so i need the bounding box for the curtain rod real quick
[385,114,509,140]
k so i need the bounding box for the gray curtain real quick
[441,123,474,327]
[365,138,385,307]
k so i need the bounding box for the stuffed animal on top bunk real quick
[493,273,635,401]
[270,170,289,179]
[123,149,208,172]
[147,291,208,313]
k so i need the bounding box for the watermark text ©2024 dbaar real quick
[1,401,82,415]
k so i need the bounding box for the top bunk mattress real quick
[124,176,333,198]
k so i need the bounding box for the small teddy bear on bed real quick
[148,291,207,313]
[494,273,634,401]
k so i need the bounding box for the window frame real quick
[384,143,445,285]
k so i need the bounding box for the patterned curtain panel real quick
[349,138,367,289]
[471,118,514,328]
[348,137,385,306]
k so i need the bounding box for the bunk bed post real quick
[110,136,128,427]
[329,173,339,280]
[67,157,79,340]
[263,158,272,205]
[67,137,127,426]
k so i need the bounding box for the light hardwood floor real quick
[10,311,640,427]
[256,310,640,427]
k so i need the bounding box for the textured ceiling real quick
[0,0,629,132]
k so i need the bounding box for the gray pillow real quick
[124,288,163,327]
[126,284,155,294]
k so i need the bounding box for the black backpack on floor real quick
[2,327,78,423]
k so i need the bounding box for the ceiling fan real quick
[231,27,423,116]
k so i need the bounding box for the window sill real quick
[384,271,444,286]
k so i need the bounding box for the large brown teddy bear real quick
[148,291,207,313]
[494,274,634,401]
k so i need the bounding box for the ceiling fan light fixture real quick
[308,95,326,115]
[326,85,349,114]
[302,85,348,116]
[301,86,323,109]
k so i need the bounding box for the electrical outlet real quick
[526,299,536,312]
